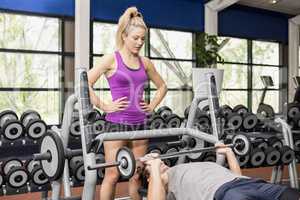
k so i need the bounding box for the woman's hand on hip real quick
[140,101,154,113]
[103,97,129,113]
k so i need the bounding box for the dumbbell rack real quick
[0,123,52,197]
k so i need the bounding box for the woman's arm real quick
[143,57,167,111]
[87,54,112,109]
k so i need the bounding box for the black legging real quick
[279,188,300,200]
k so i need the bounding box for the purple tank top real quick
[105,51,148,125]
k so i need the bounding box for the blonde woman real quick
[88,7,167,200]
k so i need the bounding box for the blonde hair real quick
[116,7,147,50]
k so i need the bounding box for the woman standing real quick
[88,7,167,200]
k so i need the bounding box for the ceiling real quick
[238,0,300,15]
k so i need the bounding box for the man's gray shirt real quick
[166,162,246,200]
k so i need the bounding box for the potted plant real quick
[192,32,225,98]
[194,32,224,68]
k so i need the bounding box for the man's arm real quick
[147,166,166,200]
[216,144,242,175]
[225,149,242,175]
[143,157,166,200]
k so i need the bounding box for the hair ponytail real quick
[116,7,147,50]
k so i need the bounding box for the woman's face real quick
[123,26,146,55]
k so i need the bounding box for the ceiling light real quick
[269,0,280,4]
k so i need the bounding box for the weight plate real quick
[20,110,41,126]
[2,120,24,140]
[265,147,280,166]
[250,148,265,167]
[232,105,248,116]
[31,166,49,186]
[70,120,81,136]
[157,106,172,119]
[40,130,65,181]
[69,156,83,170]
[7,167,28,188]
[186,136,205,161]
[232,134,251,156]
[242,113,258,130]
[26,119,47,139]
[74,163,85,182]
[3,159,23,175]
[237,155,250,168]
[226,113,243,130]
[164,147,179,167]
[116,147,136,179]
[166,114,182,128]
[26,159,40,173]
[220,105,233,118]
[0,110,18,127]
[280,146,295,164]
[257,103,275,119]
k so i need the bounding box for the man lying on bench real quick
[140,143,300,200]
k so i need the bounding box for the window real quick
[0,12,61,124]
[149,29,193,117]
[218,38,282,113]
[217,38,248,108]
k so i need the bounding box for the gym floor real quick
[1,166,298,200]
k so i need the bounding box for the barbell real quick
[87,134,251,179]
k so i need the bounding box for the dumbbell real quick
[69,156,85,182]
[20,110,47,140]
[157,106,181,128]
[224,113,243,131]
[195,114,211,130]
[267,137,295,165]
[236,155,250,168]
[232,105,249,117]
[2,159,28,188]
[147,143,168,155]
[0,110,24,140]
[287,103,300,119]
[263,137,283,166]
[249,147,266,167]
[220,105,233,119]
[184,105,202,119]
[87,135,251,179]
[257,103,275,119]
[25,159,48,186]
[70,110,81,137]
[145,114,165,130]
[252,137,268,151]
[0,171,4,187]
[163,146,179,167]
[156,106,173,119]
[33,130,83,181]
[167,135,204,162]
[69,153,106,182]
[242,113,258,130]
[94,118,107,134]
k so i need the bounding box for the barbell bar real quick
[87,134,250,179]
